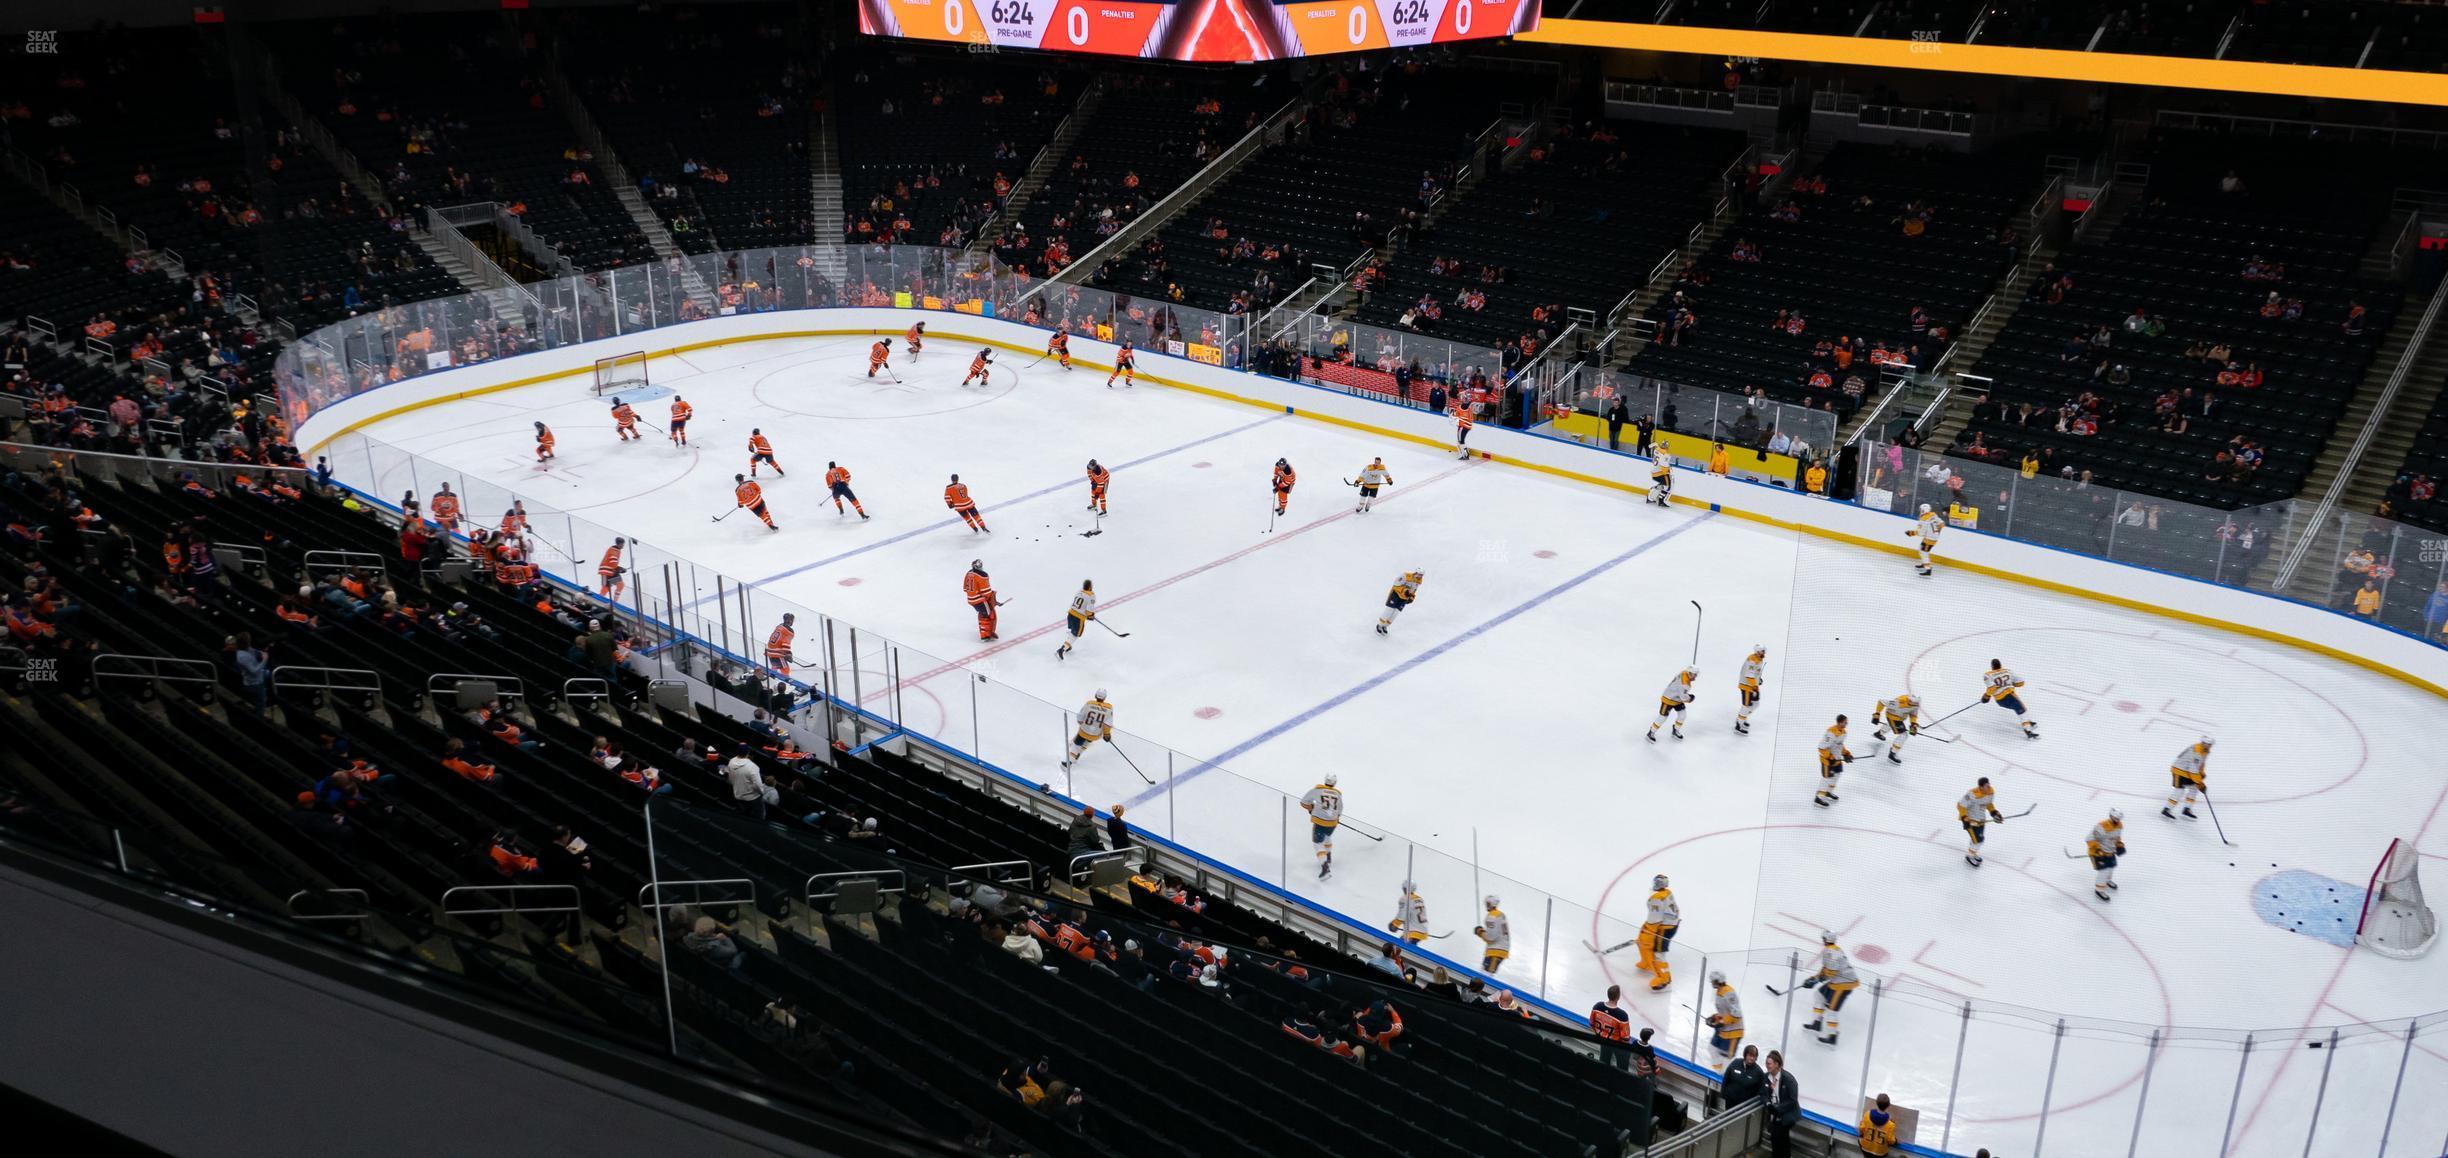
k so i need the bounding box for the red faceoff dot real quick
[1533,549,1557,558]
[1192,461,1213,469]
[1194,707,1222,719]
[1852,943,1890,965]
[2114,700,2141,713]
[838,577,862,586]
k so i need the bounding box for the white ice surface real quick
[339,335,2448,1157]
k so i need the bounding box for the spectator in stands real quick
[1283,1010,1363,1063]
[1721,1043,1767,1107]
[1859,1092,1898,1155]
[486,829,539,880]
[440,737,502,784]
[1351,998,1404,1051]
[1065,804,1102,861]
[727,745,774,820]
[2354,577,2384,620]
[575,616,618,685]
[534,826,590,942]
[1106,804,1129,853]
[997,920,1047,966]
[467,697,542,753]
[683,914,746,971]
[229,632,270,713]
[1369,942,1406,981]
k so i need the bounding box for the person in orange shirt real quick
[1085,459,1109,515]
[825,462,869,519]
[534,421,556,462]
[1107,341,1135,388]
[747,428,782,476]
[945,474,989,532]
[1046,329,1071,370]
[441,738,502,784]
[610,396,640,441]
[905,320,925,354]
[961,347,995,387]
[1272,458,1297,516]
[597,537,625,601]
[867,339,892,378]
[668,395,693,446]
[429,484,462,534]
[500,501,528,539]
[963,558,1004,640]
[1452,403,1474,458]
[765,612,796,676]
[734,474,777,529]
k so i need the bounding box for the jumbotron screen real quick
[856,0,1537,62]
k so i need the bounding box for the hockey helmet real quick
[1709,971,1727,986]
[1323,773,1337,787]
[1919,503,1934,514]
[1484,895,1500,910]
[1402,879,1416,893]
[1094,688,1108,701]
[2108,808,2124,822]
[1653,874,1670,890]
[1819,929,1838,945]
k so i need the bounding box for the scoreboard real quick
[856,0,1537,62]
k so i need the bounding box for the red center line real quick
[879,457,1489,699]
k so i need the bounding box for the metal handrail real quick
[805,869,907,903]
[210,541,269,573]
[93,653,218,686]
[0,645,29,675]
[562,677,612,703]
[301,548,386,576]
[1068,845,1144,881]
[949,859,1035,887]
[270,665,381,694]
[428,672,527,703]
[638,877,755,911]
[287,888,370,922]
[2272,271,2448,587]
[441,883,580,916]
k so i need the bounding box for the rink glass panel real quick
[280,244,2448,1158]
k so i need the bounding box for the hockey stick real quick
[2063,846,2093,859]
[636,419,665,434]
[1688,600,1703,666]
[2200,790,2238,847]
[711,505,741,523]
[1111,744,1155,787]
[1998,804,2037,820]
[1093,618,1131,638]
[1337,819,1387,843]
[1266,501,1278,535]
[1585,935,1642,957]
[1926,699,1985,727]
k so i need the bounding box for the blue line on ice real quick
[1123,510,1717,810]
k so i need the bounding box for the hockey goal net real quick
[593,351,649,396]
[2356,838,2438,959]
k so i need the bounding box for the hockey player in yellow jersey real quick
[1647,667,1698,742]
[1735,645,1767,735]
[1637,874,1680,991]
[1873,692,1922,764]
[1813,715,1855,807]
[1060,690,1113,771]
[1377,570,1423,635]
[2087,810,2128,901]
[1805,931,1861,1045]
[1299,774,1343,880]
[1907,503,1945,575]
[1353,457,1393,513]
[1389,879,1429,945]
[1981,658,2040,738]
[2163,737,2212,821]
[1957,777,2006,867]
[1648,455,1674,506]
[1705,971,1744,1055]
[1475,896,1511,974]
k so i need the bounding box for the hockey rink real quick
[331,333,2448,1156]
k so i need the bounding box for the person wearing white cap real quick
[1907,502,1945,575]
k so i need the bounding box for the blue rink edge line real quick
[1121,510,1718,811]
[716,409,1292,596]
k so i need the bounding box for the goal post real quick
[2356,838,2438,959]
[593,351,649,396]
